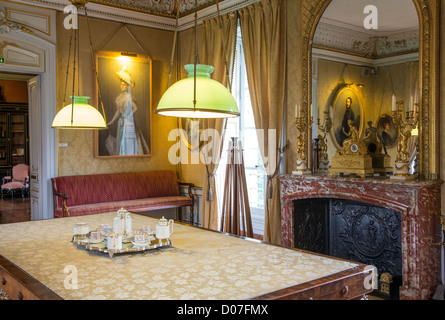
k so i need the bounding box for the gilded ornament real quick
[329,120,374,178]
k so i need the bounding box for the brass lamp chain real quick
[85,7,107,124]
[215,0,232,93]
[68,1,84,126]
[62,28,74,109]
[167,0,181,89]
[70,17,78,125]
[193,0,198,111]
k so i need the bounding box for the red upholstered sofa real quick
[51,170,194,219]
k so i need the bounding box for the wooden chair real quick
[1,164,30,199]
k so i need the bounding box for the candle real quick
[392,95,397,112]
[295,104,300,118]
[410,96,414,112]
[310,104,313,116]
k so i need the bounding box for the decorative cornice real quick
[313,19,419,59]
[8,0,259,31]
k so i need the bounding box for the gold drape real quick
[197,13,238,230]
[239,0,286,244]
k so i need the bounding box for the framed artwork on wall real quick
[94,51,152,158]
[330,86,364,149]
[376,114,398,149]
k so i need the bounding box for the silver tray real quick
[72,232,172,258]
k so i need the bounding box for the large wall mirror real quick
[301,0,440,179]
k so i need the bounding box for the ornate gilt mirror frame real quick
[301,0,440,179]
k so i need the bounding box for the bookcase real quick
[0,103,29,179]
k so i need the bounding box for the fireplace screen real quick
[294,198,402,299]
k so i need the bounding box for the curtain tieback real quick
[266,174,277,199]
[266,141,289,199]
[207,172,216,202]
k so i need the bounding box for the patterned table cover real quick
[0,212,358,300]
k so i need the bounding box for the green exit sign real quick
[0,58,4,63]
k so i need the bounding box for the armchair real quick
[1,164,30,199]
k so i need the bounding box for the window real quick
[216,25,266,237]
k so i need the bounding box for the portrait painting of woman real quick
[377,114,398,148]
[95,52,152,158]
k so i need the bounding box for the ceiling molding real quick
[312,47,419,68]
[9,0,259,31]
[177,0,257,31]
[313,18,419,59]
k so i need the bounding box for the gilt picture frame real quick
[330,86,364,149]
[376,114,398,149]
[94,51,152,158]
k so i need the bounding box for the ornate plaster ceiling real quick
[313,0,419,59]
[321,0,418,32]
[12,0,253,31]
[88,0,219,18]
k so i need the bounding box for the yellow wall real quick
[56,13,178,176]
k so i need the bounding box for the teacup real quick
[90,231,101,239]
[73,223,89,235]
[134,234,146,243]
[88,231,103,244]
[141,225,152,233]
[98,224,113,236]
[99,224,110,230]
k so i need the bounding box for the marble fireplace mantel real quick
[279,174,443,300]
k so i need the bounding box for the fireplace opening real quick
[294,198,402,299]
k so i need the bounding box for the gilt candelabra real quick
[391,100,418,180]
[316,110,332,171]
[293,105,312,175]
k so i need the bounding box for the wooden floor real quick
[0,197,31,224]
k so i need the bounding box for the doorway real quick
[0,32,57,220]
[0,75,32,223]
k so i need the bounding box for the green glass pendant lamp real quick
[155,0,239,119]
[52,95,106,129]
[52,0,107,129]
[156,64,239,118]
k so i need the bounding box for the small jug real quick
[156,216,174,240]
[107,233,123,250]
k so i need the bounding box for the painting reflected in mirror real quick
[331,86,363,149]
[377,114,398,148]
